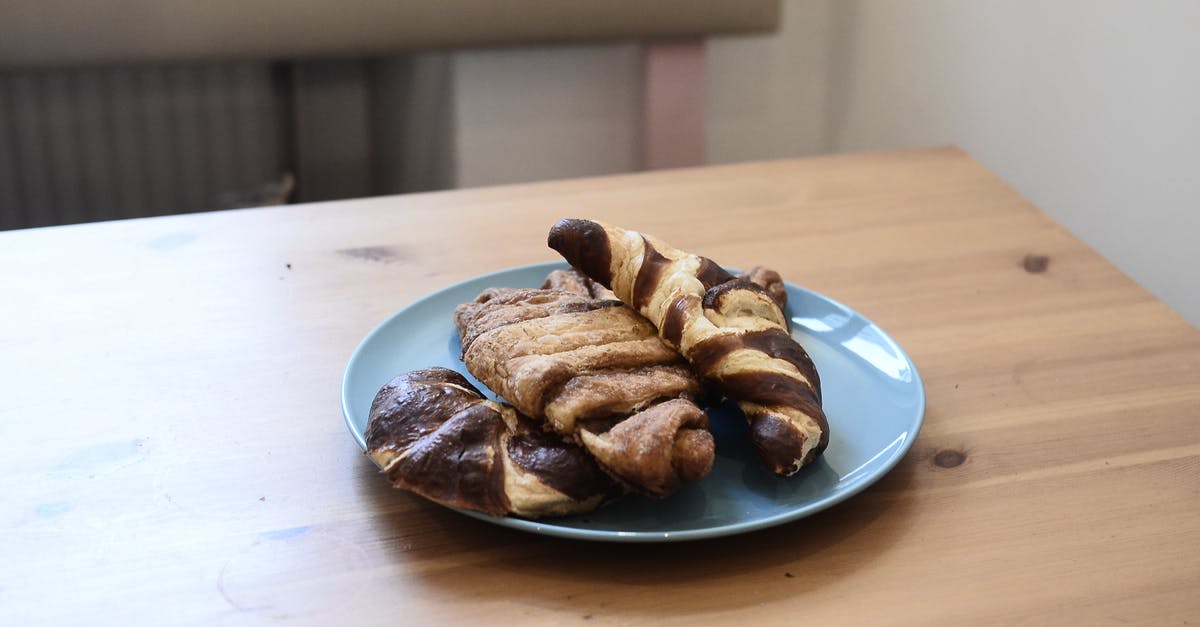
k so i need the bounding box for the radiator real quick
[0,63,288,230]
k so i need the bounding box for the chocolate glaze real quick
[745,331,823,404]
[365,370,484,452]
[632,238,669,311]
[701,279,774,313]
[660,294,697,349]
[716,371,825,426]
[507,415,623,501]
[749,412,811,473]
[695,257,735,289]
[548,219,613,287]
[383,399,511,516]
[686,329,829,462]
[688,328,822,403]
[367,367,624,517]
[700,326,820,401]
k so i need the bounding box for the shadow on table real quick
[356,450,919,618]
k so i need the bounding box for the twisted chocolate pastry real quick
[454,277,715,497]
[739,266,788,310]
[548,219,829,476]
[366,367,622,518]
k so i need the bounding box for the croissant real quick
[365,367,622,518]
[548,219,829,476]
[453,277,715,497]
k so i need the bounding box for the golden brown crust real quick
[541,268,618,300]
[578,399,713,496]
[454,287,622,357]
[454,285,715,498]
[365,367,622,518]
[548,219,829,476]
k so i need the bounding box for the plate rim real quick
[342,260,925,542]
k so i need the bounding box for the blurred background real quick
[1,0,1196,327]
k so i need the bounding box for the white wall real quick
[815,0,1200,328]
[447,0,1200,327]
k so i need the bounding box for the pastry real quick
[365,367,623,518]
[738,266,787,310]
[548,219,829,476]
[541,267,618,300]
[454,279,714,497]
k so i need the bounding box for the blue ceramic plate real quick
[342,261,924,542]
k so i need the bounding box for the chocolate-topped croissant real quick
[453,276,715,497]
[366,367,623,518]
[548,219,830,476]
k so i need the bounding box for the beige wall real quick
[448,0,1200,327]
[453,44,643,188]
[706,1,834,162]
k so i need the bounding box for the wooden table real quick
[2,147,1197,624]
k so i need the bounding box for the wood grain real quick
[1,147,1197,625]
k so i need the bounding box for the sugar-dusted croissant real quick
[365,367,623,518]
[454,280,715,497]
[548,219,829,476]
